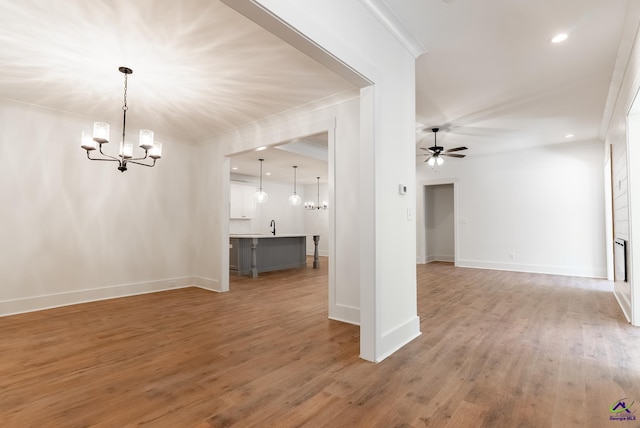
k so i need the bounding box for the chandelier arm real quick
[127,159,157,168]
[97,144,121,161]
[126,151,150,162]
[86,151,120,163]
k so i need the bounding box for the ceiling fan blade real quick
[445,146,468,153]
[419,147,436,152]
[423,156,434,163]
[442,153,466,158]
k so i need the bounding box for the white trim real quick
[0,277,196,317]
[358,0,427,58]
[426,255,455,263]
[329,304,360,326]
[457,259,607,279]
[192,277,223,292]
[375,316,421,363]
[614,282,632,322]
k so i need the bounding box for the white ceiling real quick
[230,133,329,184]
[0,0,355,143]
[1,0,635,177]
[400,0,633,154]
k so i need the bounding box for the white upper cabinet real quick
[230,183,256,219]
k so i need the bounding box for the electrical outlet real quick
[508,253,515,260]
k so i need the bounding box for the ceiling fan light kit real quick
[419,127,468,169]
[80,67,162,172]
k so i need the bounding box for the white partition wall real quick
[220,0,422,361]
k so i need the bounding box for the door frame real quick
[417,178,459,266]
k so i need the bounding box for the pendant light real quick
[305,177,328,210]
[254,158,268,203]
[288,166,302,206]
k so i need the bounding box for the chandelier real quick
[305,177,328,210]
[80,66,162,172]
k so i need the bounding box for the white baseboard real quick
[614,282,632,323]
[425,255,454,263]
[191,276,222,292]
[456,259,607,278]
[329,303,360,325]
[0,277,197,317]
[376,316,421,363]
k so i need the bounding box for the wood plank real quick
[2,259,639,426]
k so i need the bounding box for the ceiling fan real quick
[418,127,467,167]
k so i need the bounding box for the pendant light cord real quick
[293,166,298,194]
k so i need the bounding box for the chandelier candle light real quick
[305,177,328,210]
[80,66,162,172]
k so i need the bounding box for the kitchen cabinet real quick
[230,183,256,219]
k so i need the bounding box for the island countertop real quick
[229,234,308,239]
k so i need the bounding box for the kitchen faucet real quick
[270,219,276,235]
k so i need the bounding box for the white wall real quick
[192,98,361,327]
[417,140,607,278]
[235,0,421,362]
[604,6,640,323]
[0,99,196,315]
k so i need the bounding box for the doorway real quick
[424,184,455,263]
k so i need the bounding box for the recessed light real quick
[564,134,574,138]
[266,172,271,176]
[552,33,568,43]
[232,166,238,170]
[256,146,267,152]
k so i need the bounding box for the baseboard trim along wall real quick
[456,259,607,279]
[376,316,421,363]
[329,303,360,325]
[614,282,632,323]
[0,277,210,317]
[191,276,222,292]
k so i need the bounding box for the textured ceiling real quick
[0,0,355,144]
[0,0,636,176]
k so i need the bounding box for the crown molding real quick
[359,0,427,58]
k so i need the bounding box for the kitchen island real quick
[229,234,320,278]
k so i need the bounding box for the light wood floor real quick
[2,260,639,427]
